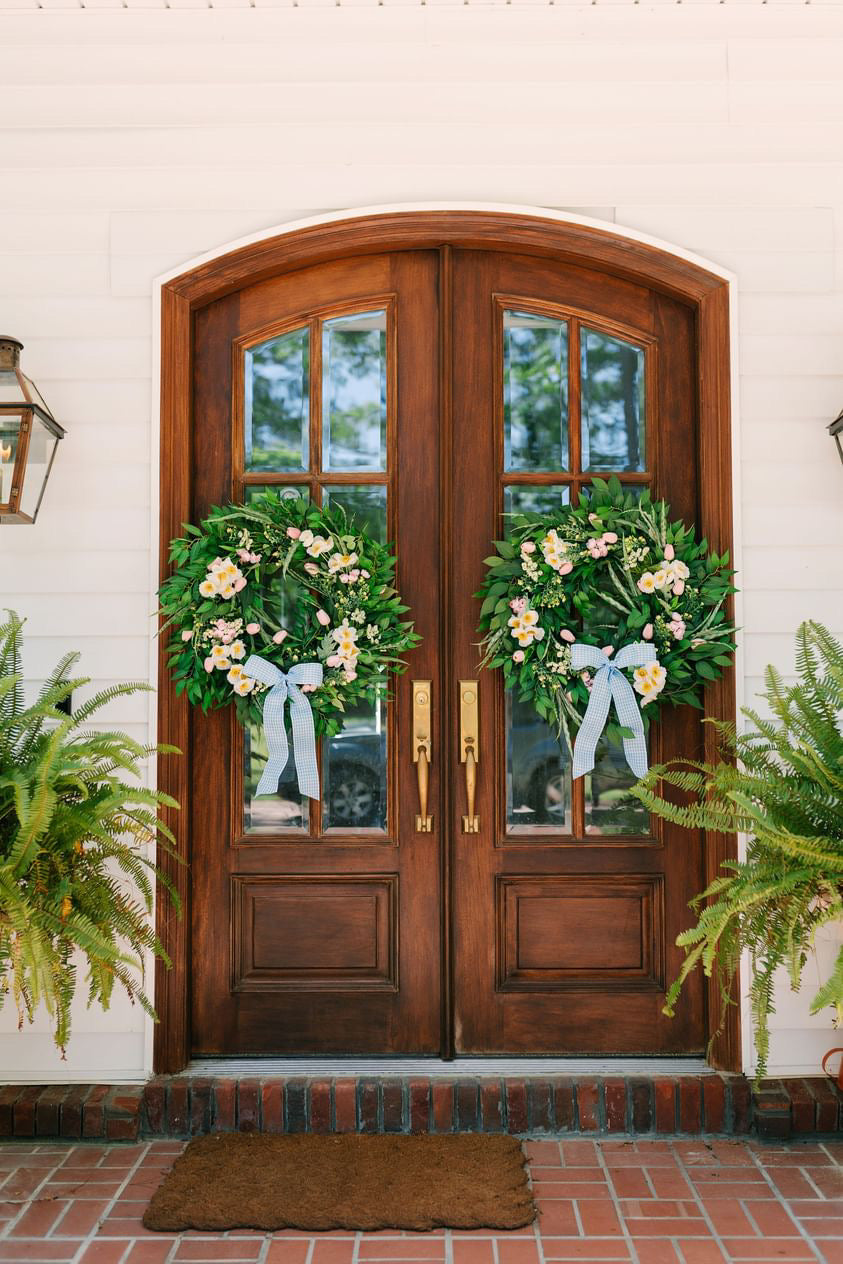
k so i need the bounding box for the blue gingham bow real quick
[242,655,323,799]
[570,642,657,782]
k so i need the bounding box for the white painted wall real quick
[1,5,842,1082]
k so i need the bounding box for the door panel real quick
[190,251,442,1055]
[449,250,705,1054]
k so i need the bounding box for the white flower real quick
[328,551,359,573]
[541,529,570,572]
[232,676,256,695]
[508,608,544,647]
[299,530,315,547]
[199,577,219,598]
[306,535,332,558]
[637,572,656,594]
[366,623,380,640]
[668,560,690,582]
[633,661,667,705]
[228,640,246,660]
[331,618,358,645]
[351,608,365,623]
[652,569,669,590]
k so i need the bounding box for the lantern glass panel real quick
[19,414,58,521]
[0,415,22,506]
[0,371,28,406]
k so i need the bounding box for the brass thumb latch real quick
[412,681,433,832]
[460,680,480,833]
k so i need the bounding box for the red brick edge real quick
[0,1076,839,1142]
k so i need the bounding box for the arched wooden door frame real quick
[155,209,737,1074]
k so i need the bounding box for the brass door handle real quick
[413,680,433,832]
[460,680,480,833]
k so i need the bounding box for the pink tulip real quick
[521,541,536,554]
[272,630,288,644]
[602,645,614,657]
[513,650,525,663]
[560,629,576,643]
[326,654,342,668]
[344,669,357,682]
[673,580,685,596]
[559,562,573,575]
[602,532,618,544]
[246,622,260,635]
[286,527,301,539]
[316,609,330,626]
[588,512,599,523]
[361,570,370,579]
[237,548,251,563]
[664,544,675,561]
[642,624,654,640]
[304,562,319,575]
[181,629,193,641]
[234,576,247,592]
[204,657,215,672]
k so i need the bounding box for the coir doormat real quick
[143,1133,536,1232]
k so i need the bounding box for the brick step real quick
[2,1074,842,1142]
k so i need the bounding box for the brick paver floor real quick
[0,1138,841,1264]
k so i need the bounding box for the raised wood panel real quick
[497,876,664,990]
[232,876,398,992]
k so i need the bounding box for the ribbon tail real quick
[609,675,649,781]
[254,688,291,796]
[571,672,612,780]
[287,686,321,800]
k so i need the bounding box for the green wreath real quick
[477,476,736,759]
[159,490,420,742]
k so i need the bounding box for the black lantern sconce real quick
[0,336,66,525]
[830,409,843,468]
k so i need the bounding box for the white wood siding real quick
[1,6,842,1080]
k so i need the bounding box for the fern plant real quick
[632,620,843,1079]
[0,610,180,1054]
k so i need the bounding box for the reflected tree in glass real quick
[503,484,570,525]
[584,731,650,837]
[504,311,569,472]
[244,719,308,833]
[323,485,388,544]
[245,326,309,472]
[581,328,646,472]
[506,693,572,832]
[323,310,387,472]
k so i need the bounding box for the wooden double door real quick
[189,245,706,1058]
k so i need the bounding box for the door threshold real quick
[188,1056,713,1077]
